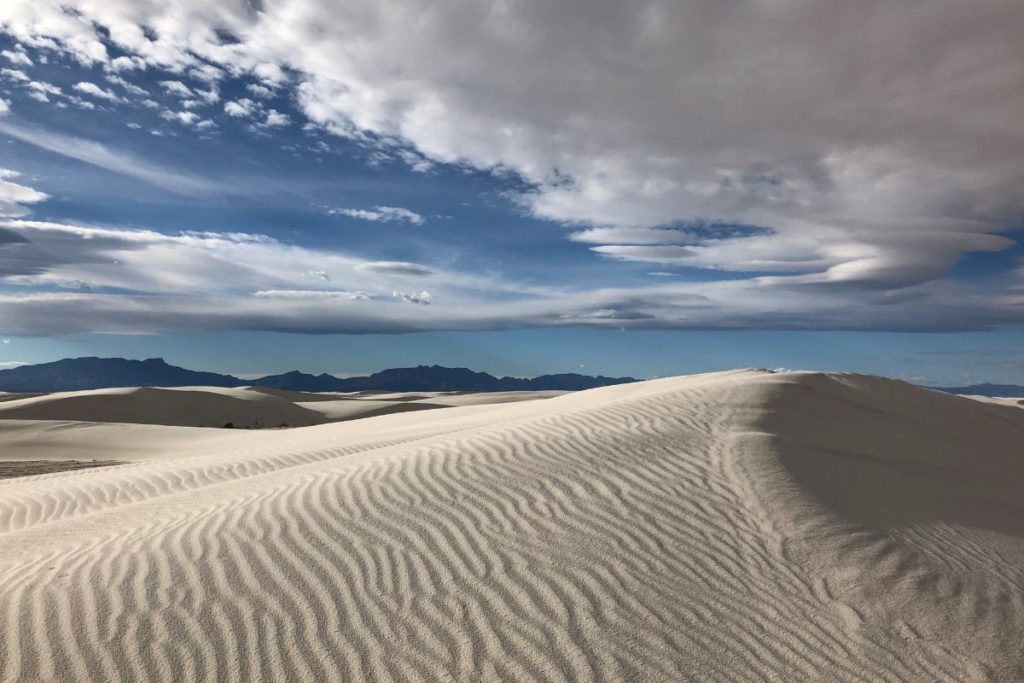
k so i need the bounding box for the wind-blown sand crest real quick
[0,369,1021,680]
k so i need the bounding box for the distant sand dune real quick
[0,370,1021,680]
[0,386,560,429]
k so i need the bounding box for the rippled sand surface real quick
[1,370,1022,681]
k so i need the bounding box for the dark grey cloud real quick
[355,261,433,277]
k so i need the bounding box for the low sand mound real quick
[297,398,446,421]
[0,386,560,429]
[0,386,327,428]
[0,369,1021,680]
[408,389,567,407]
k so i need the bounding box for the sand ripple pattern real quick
[1,370,1022,681]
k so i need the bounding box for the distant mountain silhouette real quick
[249,370,347,392]
[0,358,637,393]
[932,383,1024,398]
[0,357,241,392]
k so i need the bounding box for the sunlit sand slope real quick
[0,370,1021,681]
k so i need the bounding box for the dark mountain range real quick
[932,383,1024,398]
[249,370,348,392]
[0,357,241,392]
[0,357,637,393]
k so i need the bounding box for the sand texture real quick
[0,370,1022,681]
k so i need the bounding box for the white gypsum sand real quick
[0,370,1021,680]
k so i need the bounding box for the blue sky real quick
[1,2,1023,384]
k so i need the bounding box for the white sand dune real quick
[0,386,327,428]
[0,386,559,429]
[0,369,1022,680]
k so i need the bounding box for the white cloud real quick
[25,80,60,102]
[261,109,289,127]
[68,97,96,110]
[1,49,31,66]
[0,168,48,217]
[1,68,28,82]
[247,83,273,99]
[253,63,286,86]
[73,81,120,101]
[393,290,432,305]
[159,80,193,98]
[0,98,8,116]
[189,64,224,83]
[196,86,219,105]
[108,55,145,72]
[224,98,257,117]
[161,109,198,125]
[330,205,425,225]
[105,74,149,97]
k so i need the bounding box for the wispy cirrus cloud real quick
[329,205,425,225]
[0,120,218,195]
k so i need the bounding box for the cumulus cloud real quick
[73,81,119,101]
[260,109,289,127]
[159,80,193,98]
[1,48,31,66]
[0,67,27,82]
[246,83,273,99]
[189,64,224,83]
[108,55,145,72]
[159,110,213,129]
[25,80,60,102]
[224,98,257,117]
[0,97,8,115]
[330,206,425,225]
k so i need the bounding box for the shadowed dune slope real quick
[0,386,327,428]
[0,369,1021,681]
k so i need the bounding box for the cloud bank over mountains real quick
[1,0,1024,335]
